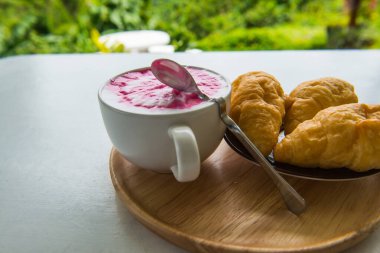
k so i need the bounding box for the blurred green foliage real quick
[196,26,327,51]
[0,0,379,57]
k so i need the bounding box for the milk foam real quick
[100,67,229,114]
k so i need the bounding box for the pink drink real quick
[100,67,229,114]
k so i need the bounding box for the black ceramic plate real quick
[224,129,380,181]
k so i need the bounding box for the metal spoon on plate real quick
[151,58,306,214]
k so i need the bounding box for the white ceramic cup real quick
[98,66,230,182]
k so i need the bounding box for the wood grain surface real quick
[109,141,380,253]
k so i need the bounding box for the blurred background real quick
[0,0,379,57]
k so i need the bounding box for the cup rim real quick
[98,65,231,117]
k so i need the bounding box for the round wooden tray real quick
[109,142,380,253]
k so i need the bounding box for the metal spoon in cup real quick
[151,58,306,214]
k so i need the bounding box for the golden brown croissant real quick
[274,103,380,172]
[230,71,286,157]
[284,77,358,134]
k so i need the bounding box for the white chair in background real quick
[99,30,171,53]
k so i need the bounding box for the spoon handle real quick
[214,98,306,215]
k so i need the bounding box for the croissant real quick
[230,71,286,157]
[284,77,358,134]
[274,103,380,172]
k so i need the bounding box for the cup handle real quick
[168,126,200,182]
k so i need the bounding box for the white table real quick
[1,51,380,253]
